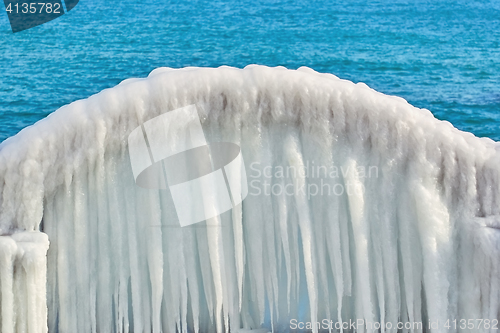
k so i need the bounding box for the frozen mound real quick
[0,66,499,333]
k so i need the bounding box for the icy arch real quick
[0,66,499,333]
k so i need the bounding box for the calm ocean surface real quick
[0,0,499,143]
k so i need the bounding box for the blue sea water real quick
[0,0,499,143]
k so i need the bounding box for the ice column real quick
[0,232,49,333]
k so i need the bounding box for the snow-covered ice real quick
[0,66,499,332]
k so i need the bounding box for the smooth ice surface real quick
[0,66,499,332]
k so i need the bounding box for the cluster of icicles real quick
[0,66,499,333]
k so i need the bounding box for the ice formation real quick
[0,66,499,333]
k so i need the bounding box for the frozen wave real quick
[0,66,499,332]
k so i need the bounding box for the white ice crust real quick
[0,66,499,332]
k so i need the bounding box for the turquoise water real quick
[1,0,499,142]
